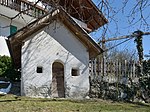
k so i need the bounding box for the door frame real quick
[51,61,65,98]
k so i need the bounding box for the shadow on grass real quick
[0,99,21,102]
[0,98,65,103]
[123,100,150,107]
[130,102,150,107]
[0,98,93,104]
[0,97,149,108]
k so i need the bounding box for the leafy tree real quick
[0,55,11,75]
[0,55,20,81]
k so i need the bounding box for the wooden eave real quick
[41,0,108,32]
[59,8,103,57]
[7,8,103,69]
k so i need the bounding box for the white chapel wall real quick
[21,20,90,98]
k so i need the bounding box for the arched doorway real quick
[51,62,65,98]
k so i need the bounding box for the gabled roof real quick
[7,7,104,69]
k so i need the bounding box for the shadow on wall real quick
[44,21,89,66]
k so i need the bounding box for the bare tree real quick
[95,0,150,35]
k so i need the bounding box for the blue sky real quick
[91,0,150,56]
[0,0,149,57]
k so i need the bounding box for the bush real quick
[0,55,20,81]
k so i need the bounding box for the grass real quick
[0,95,150,112]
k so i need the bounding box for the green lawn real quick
[0,95,150,112]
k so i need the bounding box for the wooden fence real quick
[89,58,138,83]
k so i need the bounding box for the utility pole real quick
[101,36,106,78]
[133,30,144,77]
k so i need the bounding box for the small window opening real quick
[72,68,79,76]
[36,66,43,73]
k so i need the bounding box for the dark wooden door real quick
[51,62,65,98]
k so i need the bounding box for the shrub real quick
[0,55,20,81]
